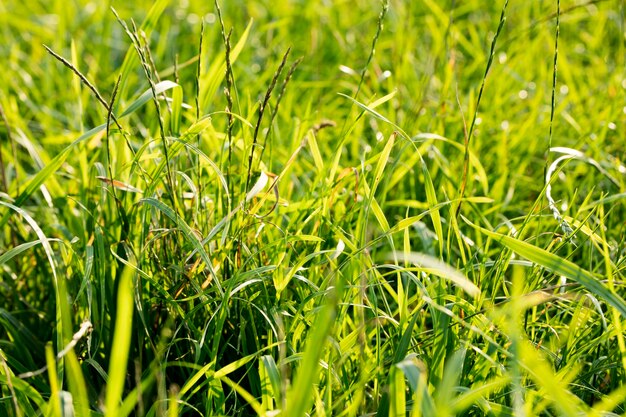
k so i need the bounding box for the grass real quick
[0,0,625,416]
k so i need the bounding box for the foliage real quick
[0,0,625,416]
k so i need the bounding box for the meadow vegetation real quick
[0,0,625,415]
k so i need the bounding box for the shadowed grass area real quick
[0,0,625,416]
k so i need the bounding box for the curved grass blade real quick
[141,197,223,295]
[0,371,46,413]
[338,92,409,139]
[466,217,626,317]
[0,238,61,266]
[118,80,179,118]
[421,159,443,256]
[284,280,344,416]
[260,355,281,410]
[392,252,480,298]
[0,201,73,370]
[148,133,230,201]
[1,80,181,229]
[114,0,170,101]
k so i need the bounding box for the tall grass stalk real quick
[0,1,624,416]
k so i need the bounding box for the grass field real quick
[1,0,625,415]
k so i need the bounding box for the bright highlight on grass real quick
[0,1,625,416]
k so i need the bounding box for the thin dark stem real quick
[106,75,122,203]
[244,48,291,204]
[0,102,11,192]
[215,0,235,280]
[113,9,177,211]
[547,0,561,161]
[195,19,205,222]
[456,0,509,217]
[354,0,389,99]
[224,30,234,198]
[43,45,123,131]
[215,0,235,215]
[260,56,303,167]
[140,30,172,116]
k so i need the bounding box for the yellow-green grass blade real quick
[149,135,229,201]
[467,218,626,318]
[45,343,60,417]
[1,80,181,229]
[306,129,324,173]
[388,365,406,417]
[0,369,46,413]
[219,375,265,416]
[118,80,180,118]
[115,0,170,102]
[199,19,253,112]
[450,376,511,414]
[393,252,480,298]
[0,201,72,380]
[392,356,436,417]
[104,266,135,417]
[259,355,281,411]
[421,159,443,257]
[0,239,61,266]
[362,179,390,232]
[140,197,223,295]
[65,349,90,417]
[434,349,466,416]
[372,133,395,194]
[337,93,409,139]
[519,341,584,415]
[285,283,343,416]
[377,312,420,417]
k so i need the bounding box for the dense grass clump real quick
[1,0,625,416]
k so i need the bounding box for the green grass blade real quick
[260,355,281,411]
[337,93,409,139]
[421,159,443,257]
[118,80,179,118]
[1,80,180,229]
[0,201,72,377]
[393,252,480,298]
[0,238,60,265]
[104,266,135,417]
[140,197,223,295]
[284,283,344,416]
[65,349,91,417]
[45,343,61,417]
[388,365,406,417]
[434,348,466,416]
[467,218,626,317]
[372,133,395,194]
[115,0,170,101]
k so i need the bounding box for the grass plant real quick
[0,0,625,416]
